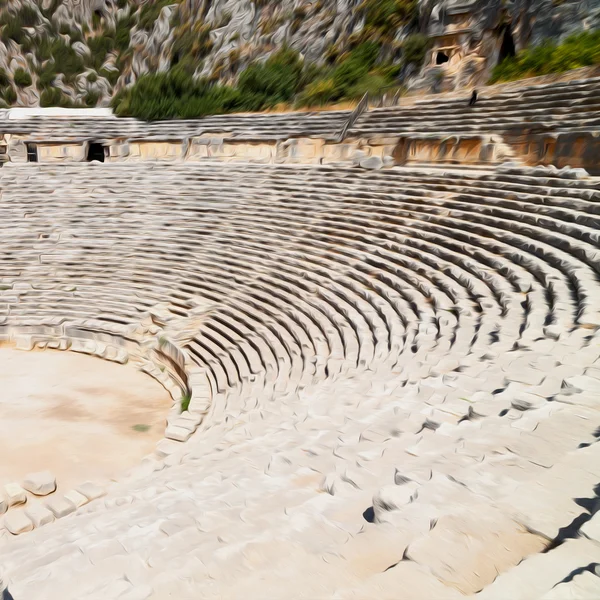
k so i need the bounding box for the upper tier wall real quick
[1,70,598,172]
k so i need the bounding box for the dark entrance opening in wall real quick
[26,143,37,162]
[498,25,516,63]
[436,51,449,65]
[87,142,105,162]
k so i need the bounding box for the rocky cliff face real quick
[0,0,597,107]
[414,0,600,92]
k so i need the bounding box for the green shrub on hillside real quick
[114,40,400,118]
[237,46,303,107]
[171,22,213,70]
[138,0,177,30]
[296,42,394,106]
[0,67,9,87]
[113,47,308,119]
[2,85,16,104]
[88,34,115,70]
[40,38,85,83]
[359,0,418,39]
[13,67,32,87]
[112,70,242,119]
[296,78,336,106]
[332,42,380,97]
[37,64,57,88]
[85,90,100,106]
[40,87,78,107]
[490,29,600,83]
[402,33,431,68]
[115,16,133,52]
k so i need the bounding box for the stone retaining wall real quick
[2,129,600,172]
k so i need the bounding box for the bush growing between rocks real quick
[180,391,191,412]
[13,67,32,88]
[138,0,178,30]
[490,29,600,83]
[360,0,418,38]
[2,85,16,104]
[113,47,306,118]
[0,67,9,87]
[113,41,402,117]
[237,46,303,107]
[402,33,431,69]
[40,87,79,108]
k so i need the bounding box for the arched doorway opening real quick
[86,142,105,162]
[498,24,516,63]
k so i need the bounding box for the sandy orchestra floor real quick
[0,346,171,491]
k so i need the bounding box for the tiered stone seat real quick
[0,109,351,142]
[350,76,600,136]
[0,161,599,599]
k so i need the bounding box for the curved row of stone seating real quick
[0,109,351,143]
[350,76,600,136]
[1,161,598,424]
[1,160,599,598]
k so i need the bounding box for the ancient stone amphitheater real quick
[0,71,600,599]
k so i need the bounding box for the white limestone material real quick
[4,484,27,507]
[4,512,33,535]
[22,471,57,496]
[45,495,76,519]
[63,490,88,509]
[76,482,106,502]
[25,505,55,528]
[0,158,597,599]
[580,512,600,543]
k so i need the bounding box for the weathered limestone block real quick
[45,495,76,518]
[4,483,27,507]
[25,504,55,527]
[108,141,130,159]
[37,143,86,163]
[164,424,192,442]
[7,138,27,163]
[22,471,57,496]
[4,511,34,535]
[76,482,106,502]
[155,439,182,458]
[64,490,88,508]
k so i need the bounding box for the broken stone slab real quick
[4,483,27,507]
[169,417,197,433]
[45,495,76,519]
[76,482,106,502]
[164,424,192,442]
[22,470,57,496]
[373,481,420,523]
[25,504,55,528]
[155,438,182,458]
[64,490,88,508]
[4,511,33,535]
[178,411,203,426]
